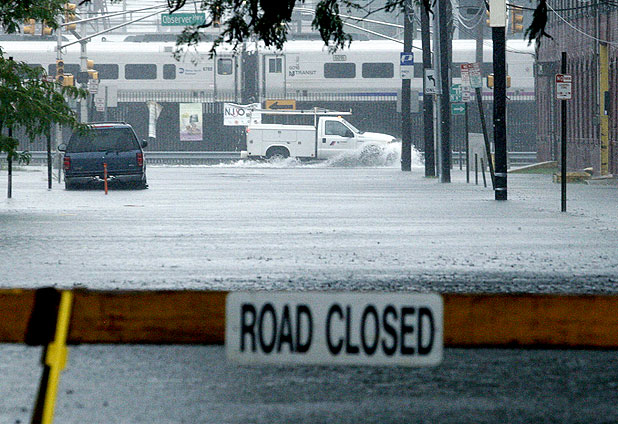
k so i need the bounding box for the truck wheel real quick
[265,146,290,159]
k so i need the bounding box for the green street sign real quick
[161,13,206,26]
[451,103,465,115]
[450,84,462,102]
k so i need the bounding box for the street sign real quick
[461,63,482,89]
[555,74,572,100]
[87,79,99,94]
[450,84,462,102]
[161,13,205,26]
[94,96,105,112]
[226,292,443,367]
[400,52,414,80]
[451,103,466,115]
[265,99,296,110]
[424,69,438,94]
[462,86,472,103]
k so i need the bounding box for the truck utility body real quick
[246,110,396,160]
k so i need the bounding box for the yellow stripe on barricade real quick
[1,289,617,348]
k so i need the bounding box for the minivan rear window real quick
[67,128,139,153]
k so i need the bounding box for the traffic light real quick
[486,74,511,88]
[65,3,77,31]
[42,21,53,35]
[55,59,65,85]
[23,19,35,35]
[486,9,490,26]
[58,73,74,86]
[510,6,524,33]
[88,70,99,80]
[86,59,94,69]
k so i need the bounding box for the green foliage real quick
[0,0,67,33]
[0,54,88,161]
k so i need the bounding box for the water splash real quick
[212,142,423,169]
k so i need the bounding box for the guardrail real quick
[3,151,537,167]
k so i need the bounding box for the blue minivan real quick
[59,122,148,190]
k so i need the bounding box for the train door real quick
[262,54,285,99]
[215,55,237,101]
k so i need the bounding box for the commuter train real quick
[2,38,535,103]
[2,37,536,151]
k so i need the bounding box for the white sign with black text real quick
[555,74,572,100]
[226,292,443,366]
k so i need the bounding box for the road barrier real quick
[2,288,617,423]
[2,289,617,347]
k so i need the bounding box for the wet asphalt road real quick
[1,164,618,423]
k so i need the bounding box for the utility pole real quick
[438,0,451,182]
[489,0,507,200]
[401,0,413,172]
[421,0,435,177]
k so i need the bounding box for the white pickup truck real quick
[246,115,397,160]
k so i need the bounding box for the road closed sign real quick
[226,292,443,366]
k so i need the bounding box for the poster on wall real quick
[179,103,203,141]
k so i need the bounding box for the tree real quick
[0,56,87,163]
[0,1,87,180]
[169,0,550,54]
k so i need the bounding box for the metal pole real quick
[438,0,451,183]
[47,132,52,190]
[492,26,507,200]
[401,0,412,172]
[465,103,469,180]
[561,52,567,212]
[421,1,435,177]
[476,87,495,189]
[7,127,12,199]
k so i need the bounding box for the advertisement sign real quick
[179,103,203,141]
[223,103,261,126]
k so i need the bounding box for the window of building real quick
[217,58,233,75]
[361,62,394,78]
[163,64,176,80]
[324,63,356,78]
[125,64,157,79]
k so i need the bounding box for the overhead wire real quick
[546,1,618,45]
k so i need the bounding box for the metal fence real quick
[3,151,537,167]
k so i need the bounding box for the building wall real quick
[537,1,617,174]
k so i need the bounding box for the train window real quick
[269,58,282,73]
[48,63,80,76]
[218,58,233,75]
[361,63,394,78]
[163,64,176,80]
[125,64,157,79]
[96,64,119,80]
[324,63,356,78]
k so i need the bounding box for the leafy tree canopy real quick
[0,1,88,161]
[168,0,549,54]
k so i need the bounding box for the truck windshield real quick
[341,118,363,134]
[67,128,139,153]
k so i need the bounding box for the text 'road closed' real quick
[226,292,443,366]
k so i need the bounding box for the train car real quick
[253,39,535,102]
[2,38,536,151]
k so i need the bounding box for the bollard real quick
[474,154,478,185]
[103,163,108,195]
[480,158,487,188]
